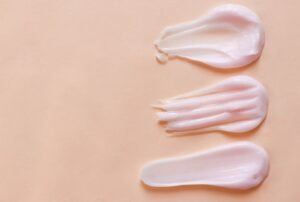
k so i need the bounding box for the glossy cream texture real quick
[141,142,269,190]
[154,76,268,134]
[154,4,265,68]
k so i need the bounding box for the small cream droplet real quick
[156,52,168,63]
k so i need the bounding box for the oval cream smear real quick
[155,4,265,69]
[141,142,269,190]
[153,76,268,134]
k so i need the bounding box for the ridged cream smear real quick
[141,142,269,190]
[154,4,265,69]
[153,76,268,134]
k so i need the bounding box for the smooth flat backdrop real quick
[0,0,298,201]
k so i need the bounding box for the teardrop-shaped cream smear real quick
[155,4,265,69]
[141,142,269,190]
[153,75,268,134]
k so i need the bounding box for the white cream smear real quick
[153,76,268,134]
[154,4,265,69]
[141,142,269,190]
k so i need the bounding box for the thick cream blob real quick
[155,4,265,69]
[141,142,269,190]
[153,76,268,134]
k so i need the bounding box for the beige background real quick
[0,0,299,201]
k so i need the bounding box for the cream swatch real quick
[155,4,265,69]
[141,142,269,190]
[153,76,268,134]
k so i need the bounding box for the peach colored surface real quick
[0,0,299,201]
